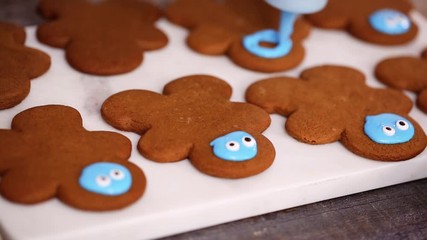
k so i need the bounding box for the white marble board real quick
[0,12,427,240]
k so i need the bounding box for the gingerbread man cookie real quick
[0,22,50,110]
[166,0,311,72]
[375,49,427,114]
[37,0,168,75]
[102,75,275,178]
[305,0,418,45]
[0,105,146,211]
[246,65,427,161]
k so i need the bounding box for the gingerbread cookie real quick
[37,0,168,75]
[305,0,418,45]
[0,22,50,110]
[166,0,311,72]
[0,105,146,211]
[102,75,275,178]
[375,49,427,113]
[246,65,427,161]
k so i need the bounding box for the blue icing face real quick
[79,162,132,196]
[369,9,411,35]
[364,113,414,144]
[210,131,257,161]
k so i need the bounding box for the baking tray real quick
[0,12,426,240]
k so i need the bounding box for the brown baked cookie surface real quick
[0,22,50,110]
[37,0,168,75]
[166,0,310,72]
[102,75,275,178]
[0,105,146,211]
[375,49,427,113]
[246,65,427,161]
[305,0,418,45]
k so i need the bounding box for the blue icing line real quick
[79,162,132,196]
[364,113,415,144]
[210,131,257,161]
[242,11,296,58]
[369,9,411,35]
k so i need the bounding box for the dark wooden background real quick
[1,1,426,239]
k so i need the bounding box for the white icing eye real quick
[400,19,410,28]
[382,126,396,136]
[96,175,111,187]
[242,136,256,147]
[110,169,125,180]
[396,120,410,131]
[226,141,240,151]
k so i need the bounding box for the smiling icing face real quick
[79,162,132,196]
[364,113,415,144]
[369,9,411,35]
[210,131,257,161]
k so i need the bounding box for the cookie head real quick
[369,9,411,35]
[364,113,414,144]
[102,75,275,178]
[210,131,257,161]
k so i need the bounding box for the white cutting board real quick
[0,12,426,240]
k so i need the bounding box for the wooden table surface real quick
[1,1,426,239]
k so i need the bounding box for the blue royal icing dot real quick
[364,113,415,144]
[369,9,411,35]
[210,131,257,161]
[79,162,132,196]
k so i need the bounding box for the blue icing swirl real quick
[243,29,293,58]
[369,9,411,35]
[210,131,257,161]
[364,113,414,144]
[242,11,296,58]
[79,162,132,196]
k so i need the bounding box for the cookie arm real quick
[101,90,164,132]
[187,23,236,55]
[0,131,26,174]
[64,38,144,75]
[37,21,72,48]
[0,22,26,45]
[37,0,89,48]
[136,24,168,50]
[285,108,346,144]
[137,127,194,163]
[417,90,427,113]
[0,167,59,204]
[375,57,427,92]
[246,77,305,115]
[304,0,349,29]
[0,76,30,109]
[38,0,88,19]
